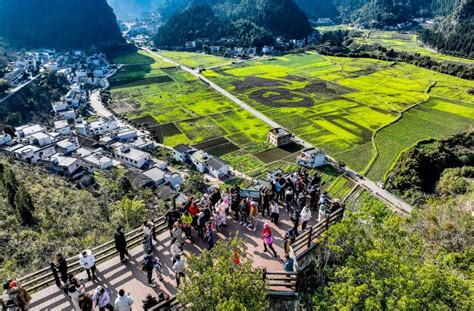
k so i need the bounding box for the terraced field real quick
[203,52,474,181]
[109,50,310,174]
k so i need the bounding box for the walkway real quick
[144,48,413,215]
[29,207,315,310]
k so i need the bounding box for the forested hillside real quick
[0,0,125,50]
[0,160,162,277]
[296,0,462,22]
[386,131,473,205]
[310,190,473,309]
[0,73,68,128]
[422,0,474,58]
[154,0,312,48]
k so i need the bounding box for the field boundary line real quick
[364,80,437,179]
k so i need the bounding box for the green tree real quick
[310,199,472,310]
[14,184,35,226]
[0,78,10,94]
[2,165,18,208]
[181,173,207,195]
[111,196,146,229]
[177,237,268,311]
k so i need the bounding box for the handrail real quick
[18,217,167,293]
[290,207,344,259]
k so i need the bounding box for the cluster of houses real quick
[181,35,309,58]
[172,144,230,180]
[0,48,185,192]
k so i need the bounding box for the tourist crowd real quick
[4,169,344,310]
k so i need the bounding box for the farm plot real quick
[158,50,231,68]
[110,51,304,173]
[353,29,474,65]
[203,52,474,179]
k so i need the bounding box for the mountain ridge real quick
[0,0,125,50]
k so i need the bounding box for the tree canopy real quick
[310,194,473,310]
[177,236,268,310]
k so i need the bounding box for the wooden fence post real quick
[307,226,312,249]
[262,268,267,282]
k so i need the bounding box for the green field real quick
[158,50,232,68]
[203,52,474,181]
[354,30,474,65]
[110,50,309,174]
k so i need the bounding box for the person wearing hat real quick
[114,225,129,262]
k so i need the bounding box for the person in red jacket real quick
[261,223,277,258]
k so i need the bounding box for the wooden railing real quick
[149,270,299,310]
[17,216,168,293]
[290,207,345,260]
[17,196,347,307]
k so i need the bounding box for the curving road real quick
[145,48,413,215]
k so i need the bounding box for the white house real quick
[190,150,209,173]
[164,173,183,189]
[207,157,230,179]
[130,137,154,151]
[75,121,88,136]
[58,110,76,121]
[52,101,68,113]
[51,154,81,176]
[15,124,45,138]
[83,154,113,170]
[9,144,41,163]
[173,144,194,163]
[54,120,71,135]
[89,116,118,136]
[116,129,138,142]
[28,132,52,147]
[142,167,166,186]
[297,148,326,168]
[65,90,80,106]
[114,145,150,169]
[0,134,13,146]
[56,138,79,155]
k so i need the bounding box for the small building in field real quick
[297,148,326,168]
[207,157,230,179]
[268,128,292,147]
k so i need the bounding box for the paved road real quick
[146,48,414,215]
[0,75,39,104]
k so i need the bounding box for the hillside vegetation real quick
[0,0,125,50]
[310,189,473,309]
[0,161,161,278]
[387,131,473,205]
[421,0,474,58]
[154,0,312,48]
